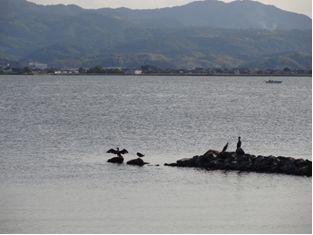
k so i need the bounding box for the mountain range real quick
[0,0,312,69]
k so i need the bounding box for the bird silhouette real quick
[237,137,242,149]
[222,143,228,153]
[107,147,128,157]
[137,152,145,158]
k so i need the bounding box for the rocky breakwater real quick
[165,150,312,177]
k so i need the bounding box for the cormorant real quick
[237,137,241,149]
[107,147,128,157]
[236,137,245,155]
[222,143,228,153]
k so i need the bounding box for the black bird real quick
[137,152,145,158]
[236,148,245,155]
[107,147,128,157]
[237,137,242,149]
[222,143,228,153]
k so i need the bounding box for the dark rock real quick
[218,151,234,161]
[127,158,149,166]
[107,156,124,164]
[295,159,307,167]
[207,159,220,169]
[194,155,216,168]
[251,155,276,172]
[215,159,227,169]
[284,164,297,175]
[164,163,178,167]
[203,150,219,158]
[237,160,252,171]
[177,157,197,167]
[298,165,312,177]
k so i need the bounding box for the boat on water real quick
[265,80,282,84]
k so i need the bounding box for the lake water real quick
[0,75,311,233]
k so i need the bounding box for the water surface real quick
[0,75,311,233]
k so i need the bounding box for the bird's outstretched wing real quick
[222,143,228,152]
[119,149,128,154]
[107,149,118,154]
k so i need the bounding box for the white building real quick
[134,70,143,75]
[28,62,48,70]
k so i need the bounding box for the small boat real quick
[265,80,282,84]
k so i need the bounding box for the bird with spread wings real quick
[107,147,128,157]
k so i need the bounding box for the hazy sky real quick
[29,0,312,17]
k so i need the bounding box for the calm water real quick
[0,75,311,233]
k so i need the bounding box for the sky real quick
[28,0,312,17]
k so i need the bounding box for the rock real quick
[195,155,216,168]
[298,165,312,177]
[203,149,219,157]
[177,158,197,167]
[127,158,149,166]
[279,161,297,175]
[218,151,234,160]
[295,159,307,167]
[207,159,220,169]
[164,163,178,167]
[236,160,252,171]
[251,155,275,172]
[107,156,124,164]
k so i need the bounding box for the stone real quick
[107,156,124,164]
[203,150,219,157]
[127,158,149,166]
[164,163,178,167]
[177,158,196,167]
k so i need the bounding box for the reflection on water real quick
[0,75,311,233]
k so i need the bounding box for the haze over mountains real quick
[0,0,312,69]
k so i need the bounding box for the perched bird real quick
[237,137,242,149]
[222,143,228,153]
[107,147,128,157]
[137,152,145,158]
[236,137,245,155]
[236,147,245,155]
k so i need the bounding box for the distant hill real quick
[99,0,312,30]
[0,0,311,69]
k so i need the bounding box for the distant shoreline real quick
[0,73,312,77]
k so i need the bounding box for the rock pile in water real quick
[165,150,312,177]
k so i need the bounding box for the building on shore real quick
[134,70,143,75]
[54,68,79,75]
[28,62,48,70]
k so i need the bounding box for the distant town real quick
[0,62,312,76]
